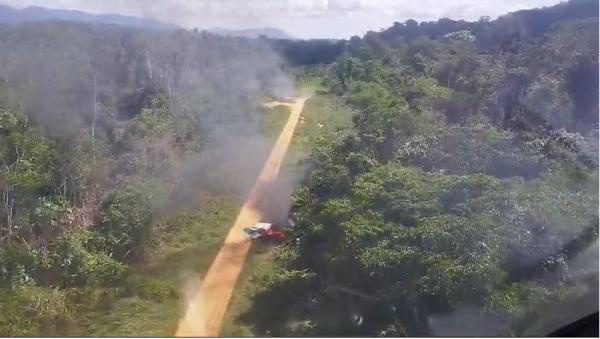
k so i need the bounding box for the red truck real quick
[243,222,286,241]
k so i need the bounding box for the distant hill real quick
[210,27,296,40]
[0,4,177,30]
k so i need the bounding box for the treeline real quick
[0,22,289,335]
[274,0,598,66]
[239,1,599,336]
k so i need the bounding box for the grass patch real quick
[259,105,292,141]
[142,196,239,284]
[70,294,179,336]
[282,92,355,176]
[69,195,240,336]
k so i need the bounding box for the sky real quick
[0,0,566,39]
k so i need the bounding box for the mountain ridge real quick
[0,4,177,30]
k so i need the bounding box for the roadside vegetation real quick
[70,196,239,336]
[234,1,599,336]
[223,81,355,336]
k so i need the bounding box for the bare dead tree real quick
[146,49,153,80]
[84,52,98,162]
[0,142,24,243]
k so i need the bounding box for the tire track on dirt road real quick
[175,97,308,337]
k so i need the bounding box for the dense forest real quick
[0,0,598,336]
[238,0,599,336]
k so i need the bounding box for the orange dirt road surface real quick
[175,97,308,337]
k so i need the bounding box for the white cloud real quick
[0,0,565,38]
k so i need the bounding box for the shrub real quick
[0,286,71,336]
[0,243,37,289]
[100,183,161,261]
[81,252,126,286]
[48,232,126,287]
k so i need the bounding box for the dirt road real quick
[175,97,308,337]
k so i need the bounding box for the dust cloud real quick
[177,271,207,335]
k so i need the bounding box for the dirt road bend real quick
[175,97,308,337]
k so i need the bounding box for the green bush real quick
[48,232,90,288]
[33,196,67,228]
[132,95,172,139]
[0,243,37,289]
[0,286,71,336]
[100,183,161,261]
[48,232,126,288]
[81,252,126,286]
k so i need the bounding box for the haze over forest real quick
[0,0,569,38]
[0,0,597,337]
